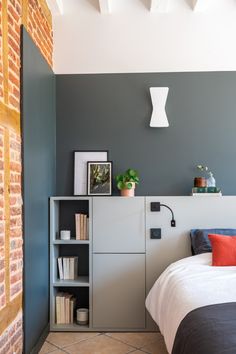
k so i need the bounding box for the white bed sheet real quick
[145,253,236,354]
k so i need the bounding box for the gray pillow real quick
[190,229,236,255]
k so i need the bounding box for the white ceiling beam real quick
[46,0,63,15]
[99,0,111,14]
[192,0,210,12]
[150,0,170,13]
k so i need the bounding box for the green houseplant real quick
[197,164,216,187]
[116,169,140,197]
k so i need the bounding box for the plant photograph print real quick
[87,162,112,195]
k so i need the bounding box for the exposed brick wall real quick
[7,0,21,112]
[27,0,53,67]
[0,2,4,101]
[0,127,5,311]
[0,311,23,354]
[9,130,22,301]
[0,0,53,352]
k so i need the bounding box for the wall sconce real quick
[150,201,176,239]
[150,87,169,127]
[150,201,176,227]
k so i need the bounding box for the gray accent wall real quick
[21,28,56,353]
[56,73,236,196]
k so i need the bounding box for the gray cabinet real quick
[92,197,146,329]
[50,196,154,332]
[93,197,145,253]
[93,253,146,329]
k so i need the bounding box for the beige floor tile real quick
[106,332,159,349]
[65,333,134,354]
[39,341,59,354]
[47,332,99,348]
[141,335,168,354]
[128,351,149,354]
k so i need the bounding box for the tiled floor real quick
[39,332,168,354]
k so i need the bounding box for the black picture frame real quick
[87,161,113,196]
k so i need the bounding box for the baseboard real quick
[30,323,49,354]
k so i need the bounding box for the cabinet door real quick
[93,197,145,253]
[93,253,146,329]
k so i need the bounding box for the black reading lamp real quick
[150,202,176,239]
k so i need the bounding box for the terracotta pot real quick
[194,177,207,188]
[120,182,136,197]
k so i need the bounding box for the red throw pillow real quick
[208,234,236,266]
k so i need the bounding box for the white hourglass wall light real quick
[149,87,169,127]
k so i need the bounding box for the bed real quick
[146,232,236,354]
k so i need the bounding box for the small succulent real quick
[116,169,140,190]
[197,165,213,177]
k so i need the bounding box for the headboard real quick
[146,196,236,293]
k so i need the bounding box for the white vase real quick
[207,175,216,187]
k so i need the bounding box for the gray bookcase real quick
[50,197,92,331]
[50,196,151,332]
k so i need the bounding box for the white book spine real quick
[63,258,69,280]
[61,296,65,324]
[66,258,70,279]
[56,296,60,324]
[65,296,70,324]
[86,217,89,240]
[75,214,80,240]
[62,258,66,280]
[83,215,86,240]
[70,299,73,324]
[69,258,74,280]
[58,258,63,280]
[74,257,78,279]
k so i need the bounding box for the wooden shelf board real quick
[53,276,90,287]
[53,240,90,245]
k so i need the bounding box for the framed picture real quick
[74,151,108,195]
[87,161,112,196]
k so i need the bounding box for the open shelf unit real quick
[50,197,92,331]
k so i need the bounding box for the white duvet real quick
[145,253,236,354]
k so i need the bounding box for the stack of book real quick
[55,292,76,324]
[75,214,89,240]
[191,187,222,196]
[57,257,78,280]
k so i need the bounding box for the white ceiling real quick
[50,0,236,74]
[47,0,235,15]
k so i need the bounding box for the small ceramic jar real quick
[76,308,89,325]
[194,177,207,188]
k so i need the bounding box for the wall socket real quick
[150,228,162,239]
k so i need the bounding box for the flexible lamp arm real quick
[150,202,176,227]
[160,204,176,227]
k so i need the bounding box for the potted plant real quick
[196,165,216,187]
[116,169,140,197]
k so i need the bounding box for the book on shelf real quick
[191,187,222,196]
[57,257,78,280]
[58,258,63,280]
[75,213,89,240]
[55,292,76,324]
[192,187,221,193]
[192,192,222,196]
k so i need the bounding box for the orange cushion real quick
[208,234,236,266]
